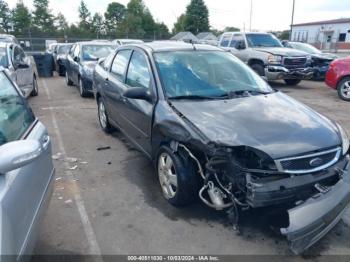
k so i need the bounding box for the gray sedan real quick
[0,70,54,259]
[0,42,38,98]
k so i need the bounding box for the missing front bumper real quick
[281,169,350,254]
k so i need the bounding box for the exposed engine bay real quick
[170,141,350,254]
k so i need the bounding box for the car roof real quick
[77,41,114,46]
[0,42,9,48]
[129,41,222,52]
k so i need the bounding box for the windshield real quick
[82,45,114,61]
[246,33,283,48]
[289,42,321,54]
[154,51,273,99]
[0,47,8,68]
[58,45,72,54]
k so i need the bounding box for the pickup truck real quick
[219,32,313,85]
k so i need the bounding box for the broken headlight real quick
[232,146,277,171]
[337,123,350,155]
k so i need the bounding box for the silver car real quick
[0,42,38,98]
[0,70,54,259]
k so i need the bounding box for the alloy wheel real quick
[98,100,107,129]
[158,152,178,199]
[340,80,350,99]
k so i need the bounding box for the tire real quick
[284,79,301,86]
[97,97,113,133]
[79,77,89,98]
[30,76,38,96]
[58,65,66,76]
[250,63,265,76]
[65,71,73,86]
[337,77,350,101]
[156,145,199,206]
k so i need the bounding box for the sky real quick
[6,0,350,31]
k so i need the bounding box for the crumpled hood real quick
[311,53,338,61]
[171,92,341,159]
[254,47,308,57]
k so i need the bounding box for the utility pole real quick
[249,0,253,31]
[290,0,296,40]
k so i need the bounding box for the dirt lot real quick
[29,76,350,258]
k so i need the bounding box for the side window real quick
[111,50,132,81]
[126,51,151,90]
[69,45,76,56]
[0,73,35,146]
[103,53,115,71]
[73,45,80,58]
[230,34,243,47]
[220,35,231,47]
[13,46,25,64]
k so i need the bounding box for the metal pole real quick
[290,0,295,40]
[249,0,253,31]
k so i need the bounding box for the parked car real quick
[53,43,73,76]
[0,69,55,259]
[0,34,19,44]
[219,32,313,85]
[46,42,57,54]
[283,41,338,80]
[113,39,144,47]
[93,41,350,254]
[65,41,114,97]
[0,42,39,97]
[326,56,350,101]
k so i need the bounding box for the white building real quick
[291,18,350,51]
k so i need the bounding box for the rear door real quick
[12,45,33,90]
[103,49,132,124]
[0,72,53,256]
[116,49,156,155]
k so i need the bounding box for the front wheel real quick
[337,77,350,101]
[250,63,265,76]
[284,79,301,86]
[30,76,38,96]
[79,78,89,98]
[98,98,113,133]
[65,71,73,86]
[157,146,199,207]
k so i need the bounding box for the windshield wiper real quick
[217,90,273,98]
[168,95,225,100]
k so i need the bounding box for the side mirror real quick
[0,140,42,174]
[123,87,152,102]
[17,62,30,69]
[236,41,246,50]
[73,56,80,62]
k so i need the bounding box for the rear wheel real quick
[30,76,38,96]
[337,77,350,101]
[284,79,301,86]
[65,71,73,86]
[156,146,199,206]
[250,63,265,76]
[79,77,89,98]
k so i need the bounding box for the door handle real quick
[41,135,50,150]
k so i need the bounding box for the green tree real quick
[223,26,240,32]
[0,0,12,33]
[78,0,92,35]
[12,2,32,35]
[91,13,105,38]
[184,0,209,34]
[155,22,170,40]
[122,0,145,38]
[33,0,56,33]
[173,14,186,34]
[104,2,126,37]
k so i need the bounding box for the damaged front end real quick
[175,141,350,255]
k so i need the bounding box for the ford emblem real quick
[309,157,323,167]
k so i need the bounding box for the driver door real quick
[12,45,32,90]
[229,34,249,62]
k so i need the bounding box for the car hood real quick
[82,61,98,68]
[254,47,308,57]
[311,53,338,61]
[170,92,341,159]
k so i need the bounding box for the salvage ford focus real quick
[93,41,350,254]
